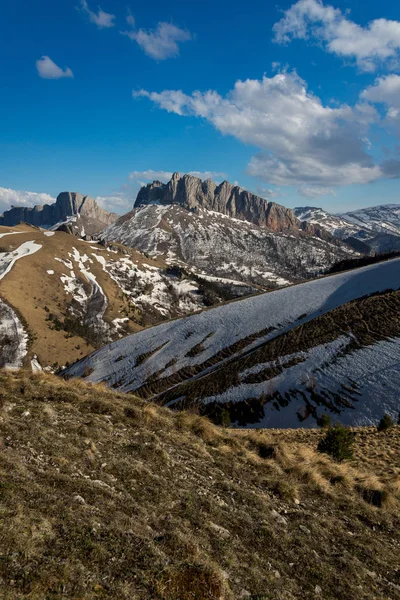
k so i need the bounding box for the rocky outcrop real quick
[135,173,329,236]
[0,192,117,233]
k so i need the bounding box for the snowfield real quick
[64,257,400,427]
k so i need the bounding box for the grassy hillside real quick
[1,371,399,599]
[0,225,251,369]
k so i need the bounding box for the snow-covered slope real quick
[295,203,400,255]
[294,207,360,238]
[100,204,355,288]
[341,204,400,236]
[64,257,400,427]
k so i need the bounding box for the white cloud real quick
[36,56,73,79]
[129,170,227,184]
[79,0,115,28]
[0,188,56,214]
[96,194,133,214]
[187,170,226,181]
[129,170,173,183]
[361,74,400,118]
[123,22,192,60]
[126,12,135,28]
[298,186,335,198]
[273,0,400,72]
[134,71,388,188]
[255,187,282,199]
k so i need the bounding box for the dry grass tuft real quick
[155,561,232,600]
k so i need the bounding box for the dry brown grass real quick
[0,371,399,599]
[0,226,170,367]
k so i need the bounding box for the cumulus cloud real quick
[134,71,389,189]
[36,56,73,79]
[361,74,400,120]
[129,170,226,184]
[96,193,133,214]
[79,0,115,28]
[255,187,282,199]
[273,0,400,72]
[298,186,336,198]
[0,188,56,214]
[129,170,173,183]
[123,22,192,60]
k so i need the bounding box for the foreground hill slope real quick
[100,174,355,288]
[64,257,400,427]
[0,372,399,599]
[0,225,247,369]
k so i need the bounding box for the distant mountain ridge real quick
[136,172,330,238]
[0,192,118,236]
[294,204,400,254]
[101,173,355,289]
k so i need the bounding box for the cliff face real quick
[0,192,117,231]
[135,173,321,235]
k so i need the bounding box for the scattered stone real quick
[271,509,288,526]
[74,494,86,505]
[299,525,311,534]
[209,522,231,539]
[315,585,322,594]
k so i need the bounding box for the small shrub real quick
[317,424,354,462]
[220,408,231,428]
[318,413,331,428]
[377,414,394,432]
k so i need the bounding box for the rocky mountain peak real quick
[0,191,118,232]
[135,173,327,235]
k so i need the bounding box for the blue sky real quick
[1,0,400,214]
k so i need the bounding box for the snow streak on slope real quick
[0,299,28,369]
[0,241,42,281]
[0,240,42,369]
[202,335,400,428]
[294,207,360,238]
[64,258,400,400]
[71,248,108,332]
[0,231,23,240]
[92,253,203,317]
[341,204,400,236]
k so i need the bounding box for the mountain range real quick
[0,192,118,237]
[100,173,355,288]
[294,204,400,254]
[1,173,400,430]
